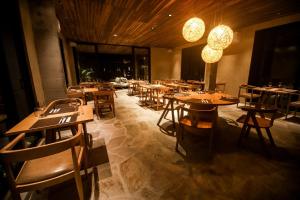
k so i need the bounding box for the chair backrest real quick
[97,82,114,90]
[93,90,114,103]
[67,91,85,101]
[0,124,83,163]
[67,85,82,91]
[43,98,84,115]
[180,106,217,127]
[254,104,278,126]
[238,84,256,95]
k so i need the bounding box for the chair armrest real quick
[1,133,26,151]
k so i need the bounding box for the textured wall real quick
[151,48,181,81]
[29,0,66,103]
[19,0,45,106]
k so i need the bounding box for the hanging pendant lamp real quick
[201,45,223,63]
[207,24,233,50]
[182,17,205,42]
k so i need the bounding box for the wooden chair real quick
[42,98,84,140]
[176,105,217,155]
[0,125,86,200]
[151,87,170,110]
[286,93,300,118]
[236,104,278,154]
[67,91,86,105]
[237,84,260,107]
[93,90,115,119]
[97,82,117,98]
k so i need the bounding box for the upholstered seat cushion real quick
[239,92,260,99]
[236,114,272,128]
[16,146,81,185]
[180,117,213,129]
[290,101,300,107]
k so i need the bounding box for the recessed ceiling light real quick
[151,26,155,30]
[113,34,118,37]
[168,14,172,17]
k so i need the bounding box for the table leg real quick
[238,112,251,146]
[265,128,276,147]
[157,98,176,134]
[157,100,171,126]
[286,94,292,119]
[252,116,270,156]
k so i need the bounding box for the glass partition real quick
[74,44,150,82]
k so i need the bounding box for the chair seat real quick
[236,114,272,128]
[290,101,300,107]
[16,146,81,185]
[239,92,260,99]
[180,117,213,129]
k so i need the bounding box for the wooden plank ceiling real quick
[55,0,300,48]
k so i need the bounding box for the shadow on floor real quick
[285,116,300,124]
[177,117,300,164]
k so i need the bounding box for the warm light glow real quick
[182,17,205,42]
[207,25,233,50]
[201,45,223,63]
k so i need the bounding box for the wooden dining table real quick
[252,87,298,115]
[157,91,239,134]
[5,105,94,136]
[139,84,169,107]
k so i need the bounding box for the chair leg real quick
[74,171,84,200]
[265,128,276,147]
[112,104,115,117]
[238,124,248,146]
[175,125,183,152]
[164,109,169,119]
[95,106,100,119]
[254,127,270,156]
[245,126,251,138]
[208,129,214,154]
[72,149,84,200]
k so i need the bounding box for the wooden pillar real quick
[204,63,218,91]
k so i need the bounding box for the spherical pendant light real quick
[207,25,233,50]
[182,17,205,42]
[201,45,223,63]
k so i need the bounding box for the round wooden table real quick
[157,91,239,134]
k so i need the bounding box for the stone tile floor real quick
[23,90,300,200]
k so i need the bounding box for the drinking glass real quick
[268,82,272,87]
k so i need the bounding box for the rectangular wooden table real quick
[252,87,298,116]
[6,105,94,136]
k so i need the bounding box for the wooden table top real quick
[5,105,94,136]
[164,83,199,89]
[173,91,238,106]
[140,84,169,90]
[253,87,298,94]
[68,88,98,94]
[83,88,98,93]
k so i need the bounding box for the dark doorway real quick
[181,44,206,81]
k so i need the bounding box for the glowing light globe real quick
[201,45,223,63]
[207,25,233,50]
[182,17,205,42]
